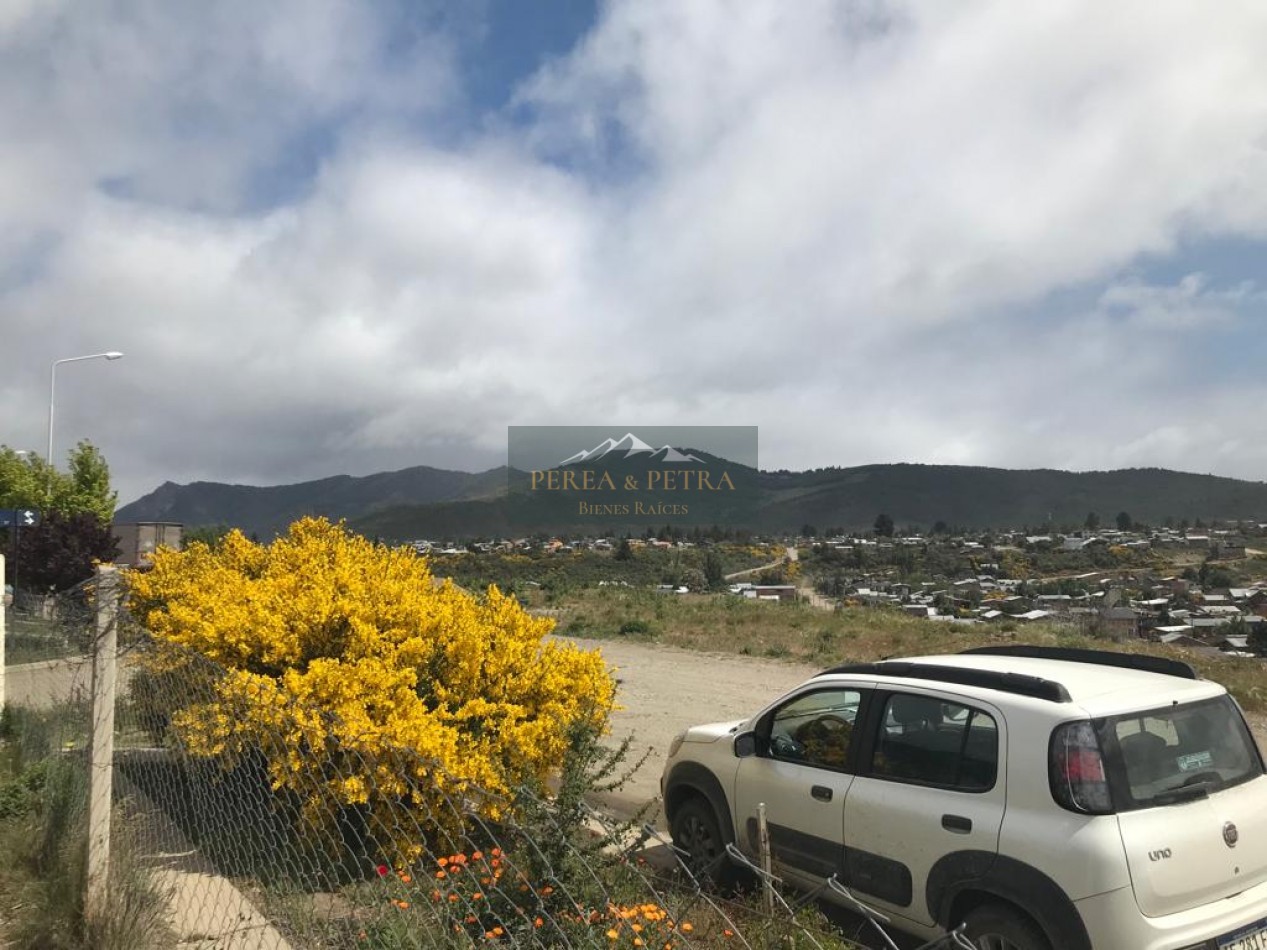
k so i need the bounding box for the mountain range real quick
[115,461,1267,540]
[116,465,506,539]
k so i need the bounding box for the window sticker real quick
[1177,750,1214,772]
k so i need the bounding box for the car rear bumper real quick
[1075,878,1267,949]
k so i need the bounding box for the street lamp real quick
[47,352,124,468]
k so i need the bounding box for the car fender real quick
[926,851,1091,950]
[663,761,736,844]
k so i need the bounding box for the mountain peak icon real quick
[560,433,701,465]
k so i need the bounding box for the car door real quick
[732,685,868,881]
[841,690,1007,928]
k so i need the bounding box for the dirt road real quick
[574,636,1267,822]
[570,637,821,819]
[1,656,93,709]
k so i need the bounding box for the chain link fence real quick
[2,564,974,950]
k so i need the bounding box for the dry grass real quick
[552,587,1267,713]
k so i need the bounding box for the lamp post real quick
[47,352,124,469]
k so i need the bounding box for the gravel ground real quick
[572,636,820,820]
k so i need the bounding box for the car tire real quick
[669,797,735,889]
[962,904,1052,950]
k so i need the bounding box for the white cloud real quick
[526,0,1267,332]
[0,1,457,219]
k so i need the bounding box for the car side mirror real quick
[734,731,759,758]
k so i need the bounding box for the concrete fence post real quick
[1,553,6,711]
[86,563,118,921]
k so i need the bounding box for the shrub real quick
[617,619,653,637]
[125,518,615,861]
[0,760,47,821]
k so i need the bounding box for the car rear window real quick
[1103,696,1264,810]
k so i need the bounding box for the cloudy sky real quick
[3,0,1267,505]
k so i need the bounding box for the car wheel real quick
[669,797,734,889]
[962,904,1051,950]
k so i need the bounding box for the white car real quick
[661,645,1267,950]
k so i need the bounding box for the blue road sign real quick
[0,508,40,528]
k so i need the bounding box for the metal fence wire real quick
[4,575,97,665]
[2,570,972,950]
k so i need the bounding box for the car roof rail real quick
[818,661,1072,703]
[959,645,1198,680]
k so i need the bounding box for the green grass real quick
[550,587,1267,713]
[0,704,172,950]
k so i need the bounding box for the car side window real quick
[767,689,861,771]
[871,694,998,791]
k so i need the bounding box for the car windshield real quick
[1102,696,1263,810]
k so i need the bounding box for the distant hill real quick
[117,461,1267,540]
[752,464,1267,533]
[354,463,1267,539]
[115,465,507,538]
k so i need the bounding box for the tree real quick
[873,513,895,538]
[1,441,117,521]
[12,510,120,592]
[681,567,708,592]
[1199,558,1234,590]
[1116,511,1133,532]
[1084,511,1100,531]
[0,446,44,508]
[2,441,119,591]
[59,441,117,522]
[1250,622,1267,657]
[613,537,634,561]
[758,565,788,585]
[127,518,615,860]
[703,549,726,590]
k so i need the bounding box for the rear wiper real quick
[1147,772,1221,805]
[1148,783,1211,805]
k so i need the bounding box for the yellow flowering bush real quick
[126,517,615,857]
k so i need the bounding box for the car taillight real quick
[1049,720,1113,814]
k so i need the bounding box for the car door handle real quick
[811,785,833,802]
[941,814,972,834]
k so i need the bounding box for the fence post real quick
[758,801,774,914]
[0,553,6,711]
[86,564,118,921]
